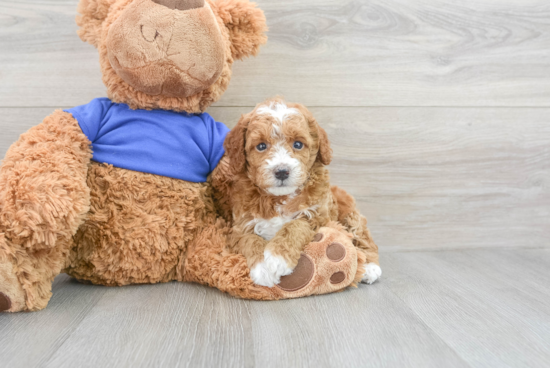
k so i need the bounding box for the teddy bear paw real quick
[273,227,358,298]
[361,263,382,284]
[0,292,12,312]
[250,250,294,287]
[0,254,27,312]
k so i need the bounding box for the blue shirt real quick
[65,98,229,183]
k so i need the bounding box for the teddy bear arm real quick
[0,110,93,251]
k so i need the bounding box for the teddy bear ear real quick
[213,0,268,60]
[76,0,115,48]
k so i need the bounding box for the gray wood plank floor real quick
[1,248,549,368]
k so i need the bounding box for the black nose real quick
[275,170,290,181]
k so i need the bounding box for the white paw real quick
[361,263,382,284]
[250,250,294,287]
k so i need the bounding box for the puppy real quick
[220,97,381,287]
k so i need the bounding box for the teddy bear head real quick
[77,0,267,112]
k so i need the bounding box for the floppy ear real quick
[293,103,333,166]
[316,123,333,166]
[76,0,115,48]
[213,0,268,60]
[224,113,251,175]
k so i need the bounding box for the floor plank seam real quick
[381,245,550,254]
[381,281,474,368]
[34,290,107,368]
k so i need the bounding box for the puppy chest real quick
[253,216,292,241]
[250,205,320,241]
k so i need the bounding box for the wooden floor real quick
[1,248,549,368]
[1,0,549,367]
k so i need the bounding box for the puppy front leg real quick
[229,232,267,269]
[230,231,280,287]
[267,218,316,272]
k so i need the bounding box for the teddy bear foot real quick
[0,244,27,312]
[0,292,11,312]
[273,226,360,299]
[0,274,26,312]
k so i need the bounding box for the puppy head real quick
[225,98,332,196]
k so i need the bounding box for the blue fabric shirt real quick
[65,98,229,183]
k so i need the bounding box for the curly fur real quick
[76,0,117,47]
[181,220,279,300]
[222,98,379,275]
[0,111,92,310]
[0,1,372,312]
[64,162,218,286]
[212,0,268,60]
[78,0,267,113]
[182,221,362,300]
[331,186,380,266]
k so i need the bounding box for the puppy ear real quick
[213,0,268,60]
[316,124,333,166]
[76,0,115,48]
[293,103,333,166]
[224,113,250,175]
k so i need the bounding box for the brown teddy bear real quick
[0,0,372,313]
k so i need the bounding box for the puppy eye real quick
[293,141,304,150]
[256,143,267,151]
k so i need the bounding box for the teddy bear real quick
[0,0,370,313]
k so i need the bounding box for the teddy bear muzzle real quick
[106,0,225,98]
[151,0,205,10]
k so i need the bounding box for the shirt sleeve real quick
[64,98,112,143]
[201,113,231,173]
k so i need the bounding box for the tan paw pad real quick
[312,233,324,242]
[278,254,315,292]
[326,242,346,262]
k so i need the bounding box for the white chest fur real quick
[253,216,292,241]
[250,205,319,241]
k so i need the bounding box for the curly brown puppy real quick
[224,97,381,287]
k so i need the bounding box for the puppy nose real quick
[275,169,290,181]
[151,0,205,10]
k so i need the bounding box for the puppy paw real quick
[250,250,293,287]
[361,263,382,284]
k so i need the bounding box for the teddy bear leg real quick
[272,223,361,299]
[0,235,26,312]
[0,110,92,312]
[181,222,361,300]
[180,221,280,300]
[0,233,76,312]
